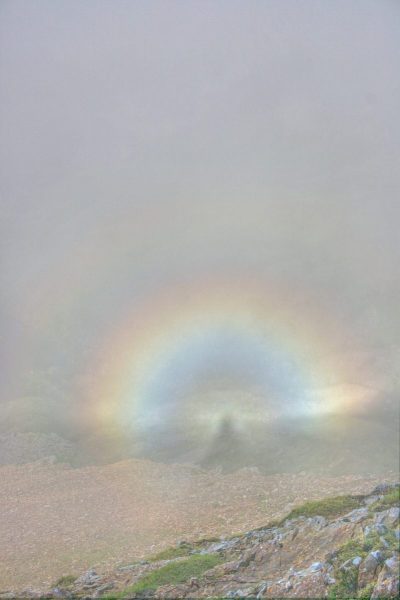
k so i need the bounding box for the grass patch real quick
[285,495,362,521]
[250,519,281,533]
[328,566,358,599]
[104,554,224,598]
[333,539,367,564]
[54,574,77,587]
[193,535,221,545]
[148,545,193,562]
[364,528,399,554]
[227,495,363,540]
[327,540,365,599]
[147,536,222,562]
[369,487,400,512]
[329,526,398,570]
[327,524,399,600]
[357,582,374,599]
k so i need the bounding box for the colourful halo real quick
[83,278,375,442]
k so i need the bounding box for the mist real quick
[1,0,399,474]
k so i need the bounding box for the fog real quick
[1,1,399,473]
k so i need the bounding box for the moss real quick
[285,495,362,521]
[54,574,77,587]
[105,554,224,598]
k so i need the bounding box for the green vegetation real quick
[101,489,399,599]
[364,528,399,554]
[328,565,358,599]
[148,545,193,562]
[229,494,366,537]
[327,520,399,600]
[103,554,223,598]
[327,539,365,598]
[54,574,77,587]
[193,535,221,545]
[285,495,362,521]
[333,539,367,564]
[357,582,374,599]
[328,526,398,568]
[369,487,400,512]
[327,539,365,600]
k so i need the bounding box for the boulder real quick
[371,556,399,599]
[375,507,400,527]
[358,553,381,589]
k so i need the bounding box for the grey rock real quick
[344,507,369,523]
[375,507,400,526]
[380,536,390,548]
[93,582,115,597]
[308,516,327,529]
[358,554,380,588]
[220,560,241,574]
[364,523,388,538]
[256,582,268,599]
[371,555,400,599]
[387,506,400,524]
[75,569,101,587]
[310,561,324,572]
[51,589,69,598]
[241,547,257,566]
[202,538,239,554]
[340,557,361,571]
[371,550,384,563]
[384,556,399,572]
[361,554,379,574]
[364,495,380,506]
[285,580,293,591]
[374,511,386,525]
[372,483,397,495]
[226,589,246,598]
[117,564,136,572]
[364,525,372,537]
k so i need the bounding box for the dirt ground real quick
[0,458,397,592]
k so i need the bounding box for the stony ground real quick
[0,458,397,594]
[26,483,400,599]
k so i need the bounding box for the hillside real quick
[0,432,76,465]
[0,458,397,596]
[35,484,400,599]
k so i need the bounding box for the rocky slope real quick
[1,459,396,591]
[11,483,399,599]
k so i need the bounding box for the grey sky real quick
[1,1,399,439]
